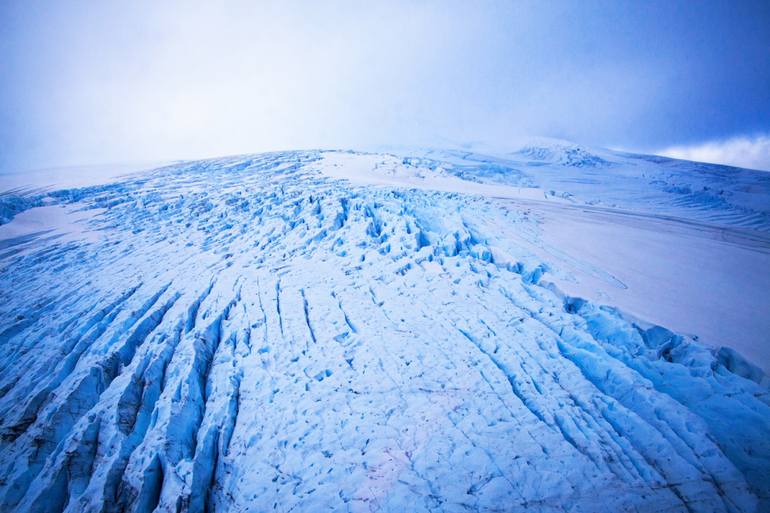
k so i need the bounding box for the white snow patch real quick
[0,161,169,192]
[0,204,105,252]
[499,198,770,371]
[316,151,550,200]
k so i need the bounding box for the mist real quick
[1,0,769,171]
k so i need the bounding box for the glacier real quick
[0,142,769,512]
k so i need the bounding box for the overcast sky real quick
[1,0,769,172]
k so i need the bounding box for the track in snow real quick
[0,148,769,513]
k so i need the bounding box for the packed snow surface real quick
[0,142,769,513]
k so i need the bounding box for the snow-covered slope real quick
[0,144,768,513]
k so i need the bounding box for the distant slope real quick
[0,146,768,513]
[317,146,770,369]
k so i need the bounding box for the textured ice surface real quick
[0,145,769,512]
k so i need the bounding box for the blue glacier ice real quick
[0,143,769,512]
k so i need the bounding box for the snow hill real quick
[0,142,769,512]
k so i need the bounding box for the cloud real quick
[658,135,770,171]
[1,2,769,171]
